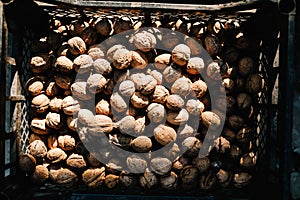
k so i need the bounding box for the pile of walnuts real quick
[20,10,264,193]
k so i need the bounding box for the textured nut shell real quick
[240,152,257,167]
[55,168,78,187]
[135,116,146,135]
[228,115,244,131]
[95,99,111,116]
[54,56,73,73]
[45,112,61,129]
[179,165,199,190]
[19,154,37,174]
[31,165,49,185]
[112,48,132,69]
[106,44,126,62]
[66,153,87,170]
[62,96,81,115]
[130,92,149,109]
[166,109,189,126]
[138,75,157,95]
[162,33,180,49]
[186,99,204,116]
[30,118,50,135]
[27,140,47,159]
[147,103,166,123]
[214,136,231,154]
[26,80,44,96]
[246,74,263,95]
[185,36,203,56]
[154,53,171,70]
[95,18,113,36]
[126,155,147,173]
[153,124,177,146]
[68,36,87,55]
[238,57,255,77]
[31,94,50,113]
[204,34,221,56]
[139,169,158,189]
[30,54,51,74]
[88,48,105,61]
[182,137,202,157]
[131,50,148,69]
[88,114,114,134]
[150,157,172,176]
[114,16,133,34]
[166,94,184,111]
[78,109,95,126]
[87,153,102,167]
[86,74,107,94]
[55,75,73,90]
[192,80,207,98]
[186,57,205,75]
[151,85,169,104]
[148,69,163,85]
[81,27,98,46]
[133,31,156,52]
[105,174,120,189]
[46,82,60,97]
[110,92,128,112]
[233,172,252,188]
[163,66,181,83]
[171,44,191,66]
[119,80,135,97]
[73,54,93,74]
[201,111,221,130]
[199,170,218,190]
[82,167,106,188]
[93,58,112,75]
[160,171,178,190]
[71,81,92,100]
[117,116,136,135]
[46,148,67,163]
[171,77,192,97]
[131,136,152,153]
[49,97,63,112]
[192,156,210,173]
[206,62,222,80]
[58,135,76,151]
[47,135,58,149]
[236,93,252,111]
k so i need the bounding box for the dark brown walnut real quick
[114,16,133,34]
[229,145,243,161]
[26,77,44,96]
[27,140,47,160]
[30,118,50,135]
[236,93,252,111]
[66,153,87,171]
[147,103,166,123]
[81,27,98,46]
[62,96,81,115]
[236,127,254,144]
[133,31,157,52]
[46,148,67,164]
[131,136,152,153]
[54,56,73,74]
[221,128,236,142]
[160,171,178,190]
[120,171,138,188]
[185,36,204,56]
[131,50,148,69]
[49,97,63,112]
[214,136,231,154]
[204,34,221,56]
[117,116,136,135]
[171,44,191,66]
[216,169,232,187]
[186,57,205,75]
[206,61,222,81]
[154,53,171,70]
[70,81,92,101]
[88,47,105,61]
[78,109,95,126]
[112,48,132,69]
[201,111,222,130]
[215,96,236,114]
[105,174,120,189]
[238,57,255,77]
[31,165,49,185]
[19,154,37,174]
[162,32,180,49]
[192,156,210,174]
[45,112,61,129]
[73,54,93,74]
[93,58,112,76]
[228,115,244,131]
[233,172,252,188]
[235,76,246,92]
[191,79,208,99]
[47,135,58,149]
[246,73,263,95]
[186,99,205,116]
[153,124,177,146]
[82,167,106,188]
[119,80,135,97]
[151,85,170,104]
[199,170,217,191]
[106,44,126,63]
[171,77,192,97]
[87,152,102,167]
[88,114,114,134]
[222,78,235,94]
[126,155,147,173]
[166,109,189,126]
[95,18,113,36]
[221,46,240,64]
[47,30,62,50]
[179,165,199,190]
[240,152,257,168]
[182,137,202,158]
[163,65,182,83]
[58,135,76,151]
[31,94,50,114]
[95,99,111,116]
[189,21,206,38]
[147,69,163,85]
[30,54,52,74]
[207,18,223,34]
[86,73,107,94]
[69,20,89,36]
[173,156,191,172]
[166,94,184,111]
[54,75,73,90]
[134,116,146,135]
[139,168,158,189]
[68,36,87,56]
[150,157,172,176]
[131,92,149,109]
[110,92,128,113]
[45,82,60,97]
[110,134,132,150]
[31,38,49,54]
[54,168,78,187]
[29,134,44,144]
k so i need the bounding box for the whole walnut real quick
[30,118,50,135]
[173,156,190,171]
[227,115,244,131]
[246,73,263,95]
[112,48,132,69]
[160,171,178,190]
[240,152,257,168]
[166,109,189,126]
[192,156,210,174]
[45,82,60,97]
[131,136,152,153]
[46,148,67,164]
[54,56,73,74]
[54,75,73,90]
[67,116,78,132]
[114,69,131,83]
[186,99,205,116]
[179,165,199,190]
[147,103,166,123]
[204,34,221,56]
[31,94,50,114]
[117,116,136,135]
[216,169,232,187]
[130,92,149,109]
[199,170,218,191]
[62,96,81,115]
[30,54,52,74]
[131,50,148,69]
[136,75,157,95]
[58,135,76,151]
[222,78,235,94]
[82,167,106,188]
[70,81,92,101]
[86,73,107,94]
[178,124,195,139]
[186,57,205,75]
[73,54,93,74]
[215,96,236,114]
[95,18,113,36]
[236,93,252,111]
[154,53,171,70]
[95,99,111,116]
[68,36,87,55]
[233,172,252,188]
[19,154,37,174]
[113,16,133,34]
[69,20,89,36]
[133,31,156,52]
[130,72,146,88]
[120,171,138,188]
[182,137,202,158]
[148,69,163,85]
[238,57,255,77]
[49,97,63,112]
[66,153,87,171]
[45,112,61,129]
[106,44,126,62]
[87,152,102,167]
[81,27,98,46]
[26,78,44,96]
[88,114,114,134]
[105,174,120,189]
[206,61,223,80]
[47,135,58,149]
[201,111,222,130]
[150,157,172,176]
[54,168,78,187]
[151,85,170,104]
[192,79,208,98]
[163,143,180,160]
[78,109,95,126]
[106,158,123,174]
[185,36,204,56]
[119,80,135,97]
[214,136,231,154]
[162,32,180,49]
[126,155,147,173]
[171,44,191,66]
[171,77,192,97]
[162,65,182,83]
[31,165,49,185]
[139,168,158,189]
[222,128,236,142]
[236,127,254,144]
[93,58,112,76]
[27,140,47,160]
[88,48,105,61]
[135,116,146,135]
[153,124,177,146]
[166,94,184,111]
[110,92,128,113]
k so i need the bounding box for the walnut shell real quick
[162,32,180,49]
[87,152,102,167]
[150,157,172,176]
[114,16,133,34]
[238,57,255,77]
[86,74,107,94]
[171,44,191,66]
[206,61,222,80]
[47,135,58,149]
[46,148,67,164]
[119,80,135,97]
[186,99,204,116]
[137,75,157,95]
[148,69,163,85]
[236,127,254,143]
[151,85,170,104]
[112,48,132,69]
[135,116,146,135]
[182,137,202,157]
[166,94,184,111]
[163,65,182,83]
[78,109,95,126]
[228,115,244,131]
[236,93,252,111]
[54,75,73,90]
[147,103,166,123]
[240,152,257,168]
[93,58,112,76]
[204,34,221,56]
[88,47,105,61]
[66,153,87,171]
[216,169,232,187]
[110,92,128,113]
[68,36,87,55]
[58,135,76,151]
[117,116,136,135]
[133,31,156,52]
[31,94,50,113]
[73,54,93,74]
[192,156,210,173]
[214,136,231,154]
[126,155,147,173]
[49,97,63,112]
[139,168,158,189]
[95,99,111,116]
[105,174,120,189]
[201,111,221,130]
[199,170,217,191]
[185,36,204,56]
[81,27,98,46]
[120,171,138,188]
[186,57,205,75]
[192,79,207,98]
[69,20,89,36]
[30,54,52,74]
[160,171,178,190]
[95,18,113,36]
[166,109,189,126]
[62,96,81,115]
[54,168,78,187]
[153,124,177,146]
[154,53,171,70]
[19,154,37,174]
[26,77,44,96]
[45,112,61,129]
[27,140,47,159]
[106,44,126,62]
[246,73,263,95]
[88,114,114,134]
[54,56,73,74]
[171,77,192,97]
[30,118,50,135]
[31,165,49,185]
[70,81,92,100]
[130,92,149,109]
[131,50,148,69]
[82,167,106,188]
[67,116,78,132]
[45,82,60,97]
[233,172,252,188]
[179,165,199,190]
[131,136,152,153]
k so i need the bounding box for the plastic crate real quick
[0,0,283,199]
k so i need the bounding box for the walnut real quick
[201,111,221,130]
[73,54,93,74]
[31,165,49,185]
[160,171,178,190]
[54,168,78,187]
[45,112,61,129]
[222,128,236,142]
[185,36,204,56]
[186,57,205,75]
[126,155,147,173]
[178,124,195,138]
[199,170,217,191]
[30,118,50,135]
[70,81,92,100]
[88,47,105,61]
[95,99,111,116]
[182,137,202,158]
[81,27,98,46]
[191,79,207,98]
[148,69,163,85]
[19,154,37,174]
[62,96,81,115]
[179,165,199,190]
[30,54,52,74]
[114,16,133,34]
[31,94,50,114]
[139,168,158,189]
[130,92,149,109]
[236,127,253,144]
[131,50,148,69]
[58,135,76,151]
[66,153,87,171]
[47,135,58,149]
[166,109,189,126]
[106,44,126,62]
[216,169,232,187]
[186,99,205,116]
[214,136,231,154]
[117,116,136,135]
[151,85,169,104]
[137,75,157,95]
[172,156,190,171]
[240,152,257,168]
[131,136,152,153]
[246,73,263,95]
[110,92,128,113]
[27,140,47,160]
[146,103,166,123]
[153,124,177,146]
[87,152,102,167]
[238,57,255,77]
[26,78,44,96]
[112,48,132,69]
[46,148,67,164]
[78,109,95,126]
[86,73,107,94]
[154,53,171,70]
[233,172,252,188]
[120,171,138,188]
[192,156,210,173]
[54,75,73,90]
[82,167,106,188]
[93,58,112,76]
[150,157,172,176]
[135,116,146,135]
[171,77,192,97]
[88,114,114,134]
[166,94,184,111]
[206,61,222,81]
[236,93,252,111]
[222,78,235,94]
[29,134,44,144]
[162,32,180,49]
[54,56,73,74]
[133,31,156,52]
[171,44,191,66]
[163,65,182,83]
[106,158,123,174]
[49,97,63,112]
[204,34,221,56]
[228,115,244,131]
[69,20,89,36]
[119,80,135,97]
[68,36,87,55]
[95,18,113,36]
[45,82,60,97]
[105,174,120,189]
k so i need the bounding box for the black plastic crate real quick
[0,0,285,199]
